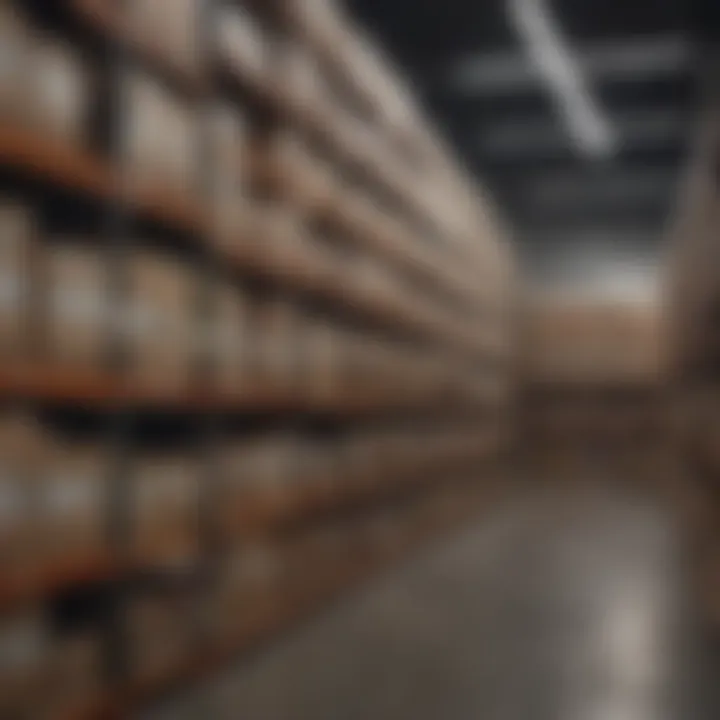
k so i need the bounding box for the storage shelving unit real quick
[518,297,667,483]
[0,1,514,717]
[667,92,720,627]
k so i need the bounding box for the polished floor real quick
[171,486,718,719]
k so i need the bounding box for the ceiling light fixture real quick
[507,0,616,158]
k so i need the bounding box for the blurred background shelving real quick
[0,1,514,718]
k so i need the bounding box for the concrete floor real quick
[183,487,717,719]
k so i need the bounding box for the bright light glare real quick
[507,0,616,158]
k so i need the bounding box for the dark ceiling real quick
[346,0,706,290]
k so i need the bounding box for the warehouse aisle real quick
[220,486,714,720]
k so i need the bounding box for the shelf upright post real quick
[102,0,135,692]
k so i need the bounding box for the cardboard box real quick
[128,0,200,74]
[212,543,282,637]
[0,414,44,587]
[221,435,298,531]
[131,453,199,569]
[336,330,368,396]
[0,4,32,124]
[48,629,103,716]
[204,283,247,395]
[269,133,336,216]
[127,590,193,684]
[300,318,339,402]
[297,440,335,503]
[254,298,297,393]
[340,433,378,487]
[275,40,322,108]
[254,205,307,261]
[123,252,195,391]
[0,200,34,358]
[30,34,90,146]
[44,243,108,370]
[37,438,109,570]
[267,130,305,200]
[215,5,268,79]
[284,0,343,54]
[125,71,197,196]
[0,611,48,719]
[209,104,247,243]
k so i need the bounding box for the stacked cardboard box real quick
[0,5,91,146]
[520,297,666,479]
[0,0,514,714]
[668,102,720,625]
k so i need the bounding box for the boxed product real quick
[227,433,303,532]
[337,329,369,396]
[215,5,268,80]
[128,0,200,74]
[36,437,109,571]
[252,205,307,263]
[340,432,378,488]
[352,255,388,299]
[266,130,305,199]
[271,134,335,216]
[0,4,31,124]
[300,318,338,402]
[209,283,247,395]
[221,435,297,532]
[0,611,48,719]
[127,590,193,684]
[359,335,403,398]
[254,298,297,393]
[123,252,195,392]
[286,525,342,593]
[240,294,265,388]
[0,200,34,358]
[0,414,43,587]
[124,71,197,196]
[212,543,282,637]
[131,453,199,569]
[43,243,108,370]
[209,103,248,242]
[373,340,404,396]
[29,33,90,146]
[284,0,343,51]
[47,628,103,716]
[403,353,439,401]
[274,40,322,108]
[296,440,335,504]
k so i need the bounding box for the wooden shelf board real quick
[0,123,495,361]
[49,478,496,719]
[72,0,209,98]
[0,125,114,198]
[0,363,481,416]
[0,556,118,615]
